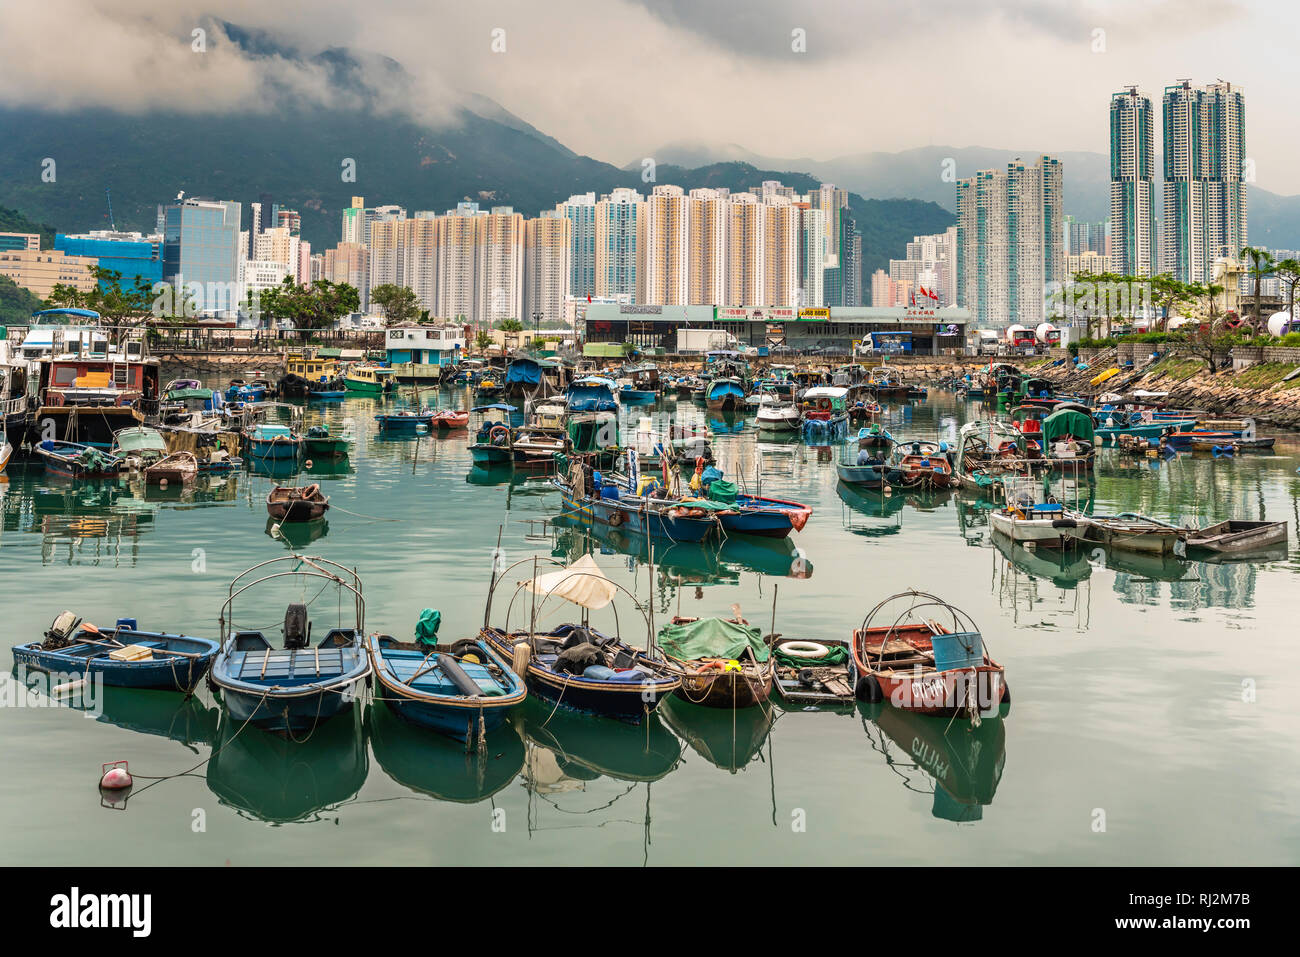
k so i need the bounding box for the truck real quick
[675,327,737,354]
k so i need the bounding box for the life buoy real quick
[300,483,320,500]
[778,640,828,659]
[607,510,625,527]
[818,398,831,412]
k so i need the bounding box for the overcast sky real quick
[2,0,1296,193]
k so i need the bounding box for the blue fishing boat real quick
[835,449,899,488]
[375,409,434,431]
[553,471,716,542]
[705,377,746,412]
[34,440,124,479]
[13,612,218,691]
[226,382,267,402]
[566,376,619,412]
[480,555,682,722]
[246,424,303,460]
[469,404,518,464]
[365,617,526,750]
[307,388,348,401]
[1092,411,1197,446]
[681,474,813,538]
[208,556,371,735]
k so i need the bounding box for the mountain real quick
[0,205,56,248]
[642,143,1300,249]
[0,25,952,306]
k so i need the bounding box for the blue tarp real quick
[506,359,542,385]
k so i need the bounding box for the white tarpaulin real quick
[519,554,616,610]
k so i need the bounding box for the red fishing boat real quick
[890,439,956,488]
[430,410,470,431]
[850,590,1008,717]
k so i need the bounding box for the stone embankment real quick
[157,353,286,378]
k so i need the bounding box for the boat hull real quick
[12,634,218,692]
[558,483,714,542]
[674,665,773,708]
[990,510,1084,547]
[215,680,360,734]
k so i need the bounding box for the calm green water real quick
[3,389,1299,865]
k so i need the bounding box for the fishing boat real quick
[304,424,350,458]
[850,590,1008,717]
[952,420,1035,493]
[431,409,470,431]
[111,425,169,470]
[566,376,619,413]
[208,556,370,734]
[836,439,899,488]
[867,368,910,401]
[553,459,717,543]
[343,364,397,395]
[144,451,198,486]
[279,352,345,399]
[891,438,956,489]
[705,377,746,412]
[1182,519,1288,556]
[225,378,267,402]
[479,554,682,722]
[0,426,10,474]
[1188,436,1275,453]
[658,615,774,708]
[693,482,812,538]
[469,404,518,465]
[246,423,303,460]
[989,497,1085,547]
[1080,512,1183,555]
[772,637,856,706]
[14,611,219,692]
[756,400,801,432]
[34,440,124,479]
[1093,410,1197,445]
[365,614,526,751]
[266,483,330,522]
[800,386,849,439]
[1040,406,1096,471]
[510,426,568,469]
[618,363,660,403]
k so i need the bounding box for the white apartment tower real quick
[1109,86,1156,277]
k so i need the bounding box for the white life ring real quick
[778,640,829,659]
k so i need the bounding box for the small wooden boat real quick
[553,474,717,543]
[209,557,370,734]
[1182,520,1288,556]
[266,483,330,522]
[431,410,470,431]
[510,426,568,469]
[375,409,434,431]
[304,424,351,458]
[705,377,746,412]
[480,555,682,721]
[658,616,774,708]
[144,451,198,486]
[694,489,812,538]
[34,440,124,479]
[366,626,526,751]
[772,637,856,706]
[891,438,956,488]
[1081,512,1183,555]
[13,612,218,692]
[1188,437,1275,453]
[850,590,1008,717]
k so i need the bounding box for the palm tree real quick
[1241,246,1276,332]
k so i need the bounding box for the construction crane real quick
[105,187,116,231]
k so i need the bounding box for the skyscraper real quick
[641,185,690,305]
[594,188,643,303]
[1110,87,1155,277]
[160,197,242,314]
[687,188,729,306]
[554,193,597,299]
[524,213,572,326]
[1162,79,1247,282]
[957,155,1063,327]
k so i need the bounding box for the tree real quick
[1241,246,1275,332]
[1273,258,1300,329]
[1148,273,1191,332]
[45,267,154,324]
[370,283,421,326]
[260,277,360,341]
[496,318,524,333]
[474,330,493,351]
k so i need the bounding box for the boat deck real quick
[378,648,509,696]
[228,647,363,686]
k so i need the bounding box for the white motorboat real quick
[756,401,801,432]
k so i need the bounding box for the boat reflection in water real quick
[659,697,775,774]
[859,702,1006,823]
[837,482,904,536]
[367,704,524,805]
[246,457,302,481]
[993,533,1093,590]
[205,706,367,824]
[516,700,681,861]
[265,516,330,549]
[552,512,812,581]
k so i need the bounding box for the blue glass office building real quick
[160,199,242,312]
[55,234,163,288]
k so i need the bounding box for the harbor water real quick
[2,389,1298,865]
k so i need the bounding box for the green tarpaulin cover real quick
[415,608,442,647]
[657,617,769,663]
[708,480,738,504]
[1041,408,1095,444]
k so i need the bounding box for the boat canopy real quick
[113,426,168,453]
[1041,408,1095,444]
[519,554,616,610]
[656,617,769,663]
[803,386,850,399]
[471,403,518,413]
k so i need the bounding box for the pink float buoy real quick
[100,761,133,790]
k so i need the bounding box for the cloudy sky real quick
[2,0,1297,192]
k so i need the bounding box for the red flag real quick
[909,290,915,306]
[587,294,592,303]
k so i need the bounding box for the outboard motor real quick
[283,603,310,650]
